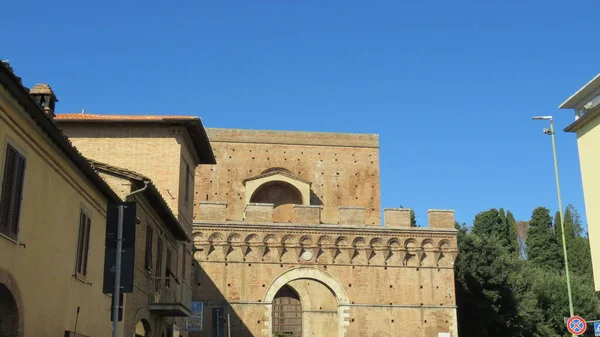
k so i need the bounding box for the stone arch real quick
[318,235,333,245]
[352,237,366,247]
[208,232,223,243]
[135,319,152,337]
[263,234,277,245]
[281,235,297,245]
[245,233,261,244]
[404,238,417,249]
[421,238,434,249]
[263,267,350,337]
[250,181,303,223]
[299,235,313,246]
[227,233,241,244]
[369,237,384,247]
[0,267,24,337]
[336,236,349,246]
[264,267,349,305]
[387,238,401,248]
[439,239,451,250]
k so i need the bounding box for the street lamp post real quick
[532,115,575,324]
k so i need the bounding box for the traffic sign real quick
[594,321,600,336]
[567,316,587,335]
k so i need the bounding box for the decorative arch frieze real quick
[192,226,458,268]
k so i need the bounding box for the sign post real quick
[566,316,587,335]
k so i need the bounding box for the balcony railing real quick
[148,277,192,317]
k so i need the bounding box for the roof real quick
[30,83,57,98]
[54,113,216,164]
[564,104,600,133]
[89,159,190,242]
[559,73,600,109]
[0,63,120,203]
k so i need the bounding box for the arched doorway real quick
[272,285,302,337]
[250,181,302,223]
[265,268,350,337]
[0,284,19,337]
[135,320,151,337]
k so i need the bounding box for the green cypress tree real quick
[506,211,520,255]
[526,207,562,272]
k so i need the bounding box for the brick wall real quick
[195,128,381,225]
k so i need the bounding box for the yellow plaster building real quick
[560,73,600,291]
[0,63,123,336]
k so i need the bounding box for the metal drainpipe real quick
[125,181,150,201]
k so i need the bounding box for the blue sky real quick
[3,0,599,226]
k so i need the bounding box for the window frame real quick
[184,162,190,205]
[145,224,154,271]
[0,142,27,242]
[75,208,92,278]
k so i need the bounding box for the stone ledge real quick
[197,201,227,221]
[339,206,366,226]
[384,208,411,228]
[293,205,322,225]
[428,209,455,229]
[245,203,274,223]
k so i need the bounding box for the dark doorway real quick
[272,285,302,337]
[0,284,19,337]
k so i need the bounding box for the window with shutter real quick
[0,144,26,240]
[185,163,190,204]
[182,248,186,281]
[145,225,153,271]
[156,237,163,292]
[166,248,172,287]
[75,210,92,276]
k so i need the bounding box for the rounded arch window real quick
[250,181,302,223]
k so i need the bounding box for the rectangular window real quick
[155,237,163,292]
[145,225,153,271]
[185,163,190,204]
[182,248,186,281]
[75,210,92,276]
[166,247,172,287]
[0,144,26,240]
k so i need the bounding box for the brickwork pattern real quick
[194,128,381,225]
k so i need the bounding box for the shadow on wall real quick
[190,259,254,337]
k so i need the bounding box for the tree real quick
[526,207,562,272]
[455,224,518,336]
[554,205,593,280]
[472,208,518,253]
[506,211,520,255]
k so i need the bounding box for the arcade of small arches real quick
[192,231,457,267]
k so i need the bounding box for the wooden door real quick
[272,286,302,337]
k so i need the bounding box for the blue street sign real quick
[594,322,600,336]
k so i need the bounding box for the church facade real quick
[192,128,458,337]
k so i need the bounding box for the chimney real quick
[29,84,58,118]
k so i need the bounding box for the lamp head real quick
[532,116,553,121]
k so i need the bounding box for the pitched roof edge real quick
[90,160,190,242]
[0,64,120,203]
[54,114,216,165]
